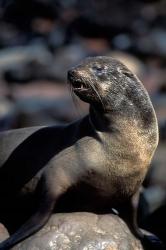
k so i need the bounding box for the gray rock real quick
[0,223,9,243]
[10,213,143,250]
[0,44,52,73]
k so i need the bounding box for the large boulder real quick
[0,213,143,250]
[0,223,9,243]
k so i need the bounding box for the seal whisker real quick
[69,81,83,116]
[88,78,106,111]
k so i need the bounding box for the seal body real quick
[0,57,159,249]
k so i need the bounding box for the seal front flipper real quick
[120,191,165,250]
[0,180,55,249]
[0,198,54,250]
[0,173,71,250]
[142,234,165,250]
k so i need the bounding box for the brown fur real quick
[0,56,161,250]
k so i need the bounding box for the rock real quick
[51,45,88,82]
[108,51,145,79]
[160,121,166,142]
[0,44,51,73]
[0,223,9,243]
[139,141,166,243]
[0,97,16,131]
[145,203,166,246]
[10,213,143,250]
[150,142,166,188]
[142,142,166,214]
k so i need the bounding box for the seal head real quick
[68,56,158,131]
[68,57,136,106]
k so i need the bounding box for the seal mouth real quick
[68,72,89,91]
[69,78,89,91]
[71,79,88,91]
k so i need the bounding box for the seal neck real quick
[89,105,116,132]
[89,88,157,134]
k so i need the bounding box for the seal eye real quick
[92,66,106,76]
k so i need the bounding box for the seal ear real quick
[123,71,133,78]
[123,71,131,77]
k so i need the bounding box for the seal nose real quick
[68,69,76,80]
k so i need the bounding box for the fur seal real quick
[0,56,162,249]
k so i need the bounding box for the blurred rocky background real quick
[0,0,165,248]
